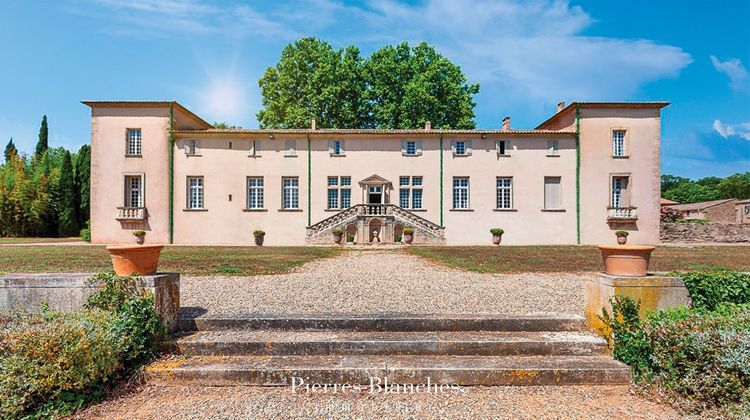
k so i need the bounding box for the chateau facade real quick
[85,101,667,246]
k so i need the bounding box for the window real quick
[249,140,260,157]
[452,140,472,156]
[406,141,416,155]
[547,140,559,156]
[185,139,200,155]
[544,177,561,209]
[326,176,351,209]
[452,177,470,209]
[187,177,204,209]
[612,130,626,157]
[124,175,143,208]
[329,140,345,156]
[497,140,507,156]
[399,176,423,209]
[284,139,296,156]
[282,177,299,209]
[611,176,630,208]
[247,177,264,209]
[126,129,141,156]
[496,177,513,209]
[455,141,466,155]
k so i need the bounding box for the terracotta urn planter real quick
[598,245,656,277]
[106,245,164,276]
[617,236,627,245]
[403,232,414,244]
[492,234,502,245]
[333,233,343,244]
[134,234,146,245]
[254,235,264,246]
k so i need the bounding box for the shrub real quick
[132,230,146,237]
[331,229,343,236]
[680,271,750,311]
[0,272,165,417]
[660,206,683,223]
[615,230,629,237]
[80,220,91,242]
[490,228,504,235]
[253,230,265,237]
[403,227,414,235]
[347,235,355,242]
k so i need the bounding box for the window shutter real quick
[194,140,200,155]
[339,140,345,155]
[416,140,423,156]
[466,140,473,156]
[451,141,456,154]
[249,140,255,156]
[328,140,334,155]
[184,141,190,155]
[401,141,407,155]
[544,177,561,209]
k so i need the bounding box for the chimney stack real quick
[424,121,432,130]
[557,101,566,113]
[311,118,317,130]
[502,116,510,131]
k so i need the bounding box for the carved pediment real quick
[359,174,392,187]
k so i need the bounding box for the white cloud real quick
[711,55,750,93]
[713,119,750,141]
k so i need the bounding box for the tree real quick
[662,181,720,204]
[74,144,90,226]
[213,122,242,129]
[257,38,369,129]
[4,138,16,162]
[35,115,48,158]
[696,176,722,189]
[58,150,78,236]
[364,42,479,129]
[660,174,688,194]
[716,172,750,200]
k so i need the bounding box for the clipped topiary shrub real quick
[80,220,91,242]
[680,271,750,311]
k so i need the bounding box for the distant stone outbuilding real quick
[665,199,739,223]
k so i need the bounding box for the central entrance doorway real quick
[368,186,383,204]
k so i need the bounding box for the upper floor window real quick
[185,139,201,156]
[327,176,351,209]
[402,140,422,156]
[282,177,300,209]
[612,130,626,157]
[329,140,345,156]
[496,140,508,156]
[126,129,142,156]
[453,141,467,156]
[249,140,261,157]
[247,177,264,209]
[187,177,204,209]
[124,175,143,208]
[284,139,296,157]
[547,140,559,156]
[496,177,513,209]
[399,176,423,209]
[544,177,562,209]
[611,175,630,208]
[452,177,470,209]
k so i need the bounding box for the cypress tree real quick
[58,150,79,236]
[35,115,48,158]
[4,138,16,162]
[74,144,91,225]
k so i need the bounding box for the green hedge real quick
[681,271,750,311]
[0,272,165,418]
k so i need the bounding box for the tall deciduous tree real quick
[717,172,750,200]
[257,38,369,129]
[4,138,16,162]
[35,115,48,158]
[364,42,479,129]
[74,144,91,225]
[58,150,78,236]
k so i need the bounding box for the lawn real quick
[408,245,750,273]
[0,237,83,244]
[0,246,343,276]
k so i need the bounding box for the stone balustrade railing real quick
[116,207,145,221]
[607,207,638,221]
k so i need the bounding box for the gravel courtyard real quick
[181,249,588,317]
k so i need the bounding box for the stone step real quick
[176,313,587,333]
[146,355,631,386]
[175,330,607,357]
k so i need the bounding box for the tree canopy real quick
[662,172,750,204]
[257,38,479,129]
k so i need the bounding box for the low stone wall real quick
[0,272,180,332]
[661,222,750,243]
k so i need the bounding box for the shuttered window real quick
[544,177,561,209]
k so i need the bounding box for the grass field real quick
[0,237,83,244]
[0,246,342,276]
[408,245,750,273]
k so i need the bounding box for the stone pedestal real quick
[584,273,690,335]
[0,272,180,332]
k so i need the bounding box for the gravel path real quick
[76,385,679,419]
[181,250,588,317]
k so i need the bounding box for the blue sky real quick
[1,0,748,179]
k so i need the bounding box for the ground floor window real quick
[544,177,561,209]
[187,176,204,209]
[496,177,512,209]
[282,177,299,209]
[124,175,143,208]
[611,175,630,208]
[327,176,351,209]
[452,177,470,209]
[247,177,264,209]
[399,176,423,209]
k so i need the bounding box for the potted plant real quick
[347,234,355,243]
[490,228,504,245]
[253,230,265,246]
[615,230,629,245]
[332,228,344,244]
[133,230,146,245]
[403,227,414,244]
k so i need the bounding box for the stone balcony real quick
[607,207,637,222]
[116,206,146,221]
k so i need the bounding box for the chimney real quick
[311,118,317,130]
[557,101,566,113]
[424,121,432,130]
[502,116,510,131]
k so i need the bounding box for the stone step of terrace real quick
[174,330,608,357]
[146,355,631,387]
[175,313,588,333]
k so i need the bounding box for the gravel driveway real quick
[181,250,588,317]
